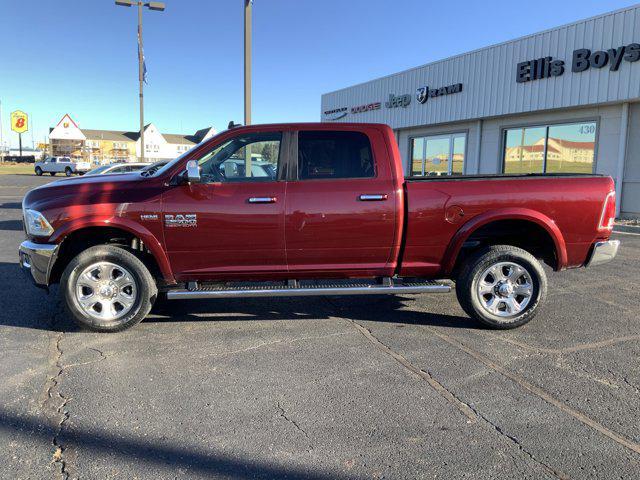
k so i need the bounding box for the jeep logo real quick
[385,93,412,108]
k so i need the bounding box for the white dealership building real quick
[321,5,640,218]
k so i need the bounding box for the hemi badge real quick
[140,214,159,221]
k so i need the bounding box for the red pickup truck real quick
[19,123,619,332]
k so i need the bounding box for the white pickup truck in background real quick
[34,157,92,176]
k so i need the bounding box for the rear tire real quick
[35,167,43,176]
[60,245,157,332]
[456,245,547,329]
[65,167,72,176]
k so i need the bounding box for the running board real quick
[166,280,452,300]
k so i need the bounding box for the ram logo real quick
[165,214,197,227]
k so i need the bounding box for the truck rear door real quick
[285,128,397,277]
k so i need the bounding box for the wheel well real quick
[453,220,558,274]
[50,227,162,284]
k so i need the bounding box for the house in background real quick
[48,114,216,163]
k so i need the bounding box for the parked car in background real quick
[218,157,277,179]
[139,160,169,176]
[34,157,91,176]
[84,163,151,176]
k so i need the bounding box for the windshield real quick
[85,165,111,175]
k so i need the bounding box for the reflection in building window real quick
[503,122,596,174]
[410,133,466,176]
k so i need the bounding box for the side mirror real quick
[186,160,201,184]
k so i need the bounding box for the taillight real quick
[598,191,616,231]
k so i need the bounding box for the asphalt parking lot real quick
[1,173,639,479]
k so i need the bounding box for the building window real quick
[410,133,466,176]
[503,121,596,174]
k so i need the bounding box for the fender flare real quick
[50,217,175,283]
[442,208,568,275]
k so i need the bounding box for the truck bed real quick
[400,174,614,277]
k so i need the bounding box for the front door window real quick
[197,132,281,183]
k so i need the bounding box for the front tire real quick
[65,167,72,176]
[456,245,547,329]
[60,245,157,332]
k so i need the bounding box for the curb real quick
[614,224,640,234]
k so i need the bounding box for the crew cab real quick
[35,156,91,176]
[19,123,620,332]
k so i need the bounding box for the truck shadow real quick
[0,220,23,231]
[148,294,478,330]
[0,261,476,331]
[0,202,22,209]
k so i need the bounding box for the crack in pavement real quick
[38,306,75,480]
[346,319,572,479]
[344,318,477,423]
[276,402,314,453]
[61,347,109,370]
[494,334,640,355]
[200,331,349,360]
[470,406,570,479]
[276,402,309,439]
[345,318,573,478]
[426,326,640,457]
[44,331,71,480]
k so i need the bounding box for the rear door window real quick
[297,131,375,180]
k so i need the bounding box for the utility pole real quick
[244,0,252,125]
[115,1,165,162]
[0,100,3,162]
[137,2,145,161]
[244,0,253,177]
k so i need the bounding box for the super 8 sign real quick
[11,110,28,134]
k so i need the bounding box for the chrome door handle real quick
[248,197,277,204]
[359,194,388,201]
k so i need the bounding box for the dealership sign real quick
[416,83,463,104]
[323,107,348,121]
[351,102,381,114]
[323,81,463,119]
[516,42,640,83]
[385,93,412,108]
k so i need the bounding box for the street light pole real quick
[244,0,252,126]
[115,1,165,162]
[138,1,145,162]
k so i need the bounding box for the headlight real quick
[24,209,54,237]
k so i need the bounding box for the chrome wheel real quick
[75,262,137,322]
[476,261,533,319]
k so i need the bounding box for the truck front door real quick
[285,129,397,277]
[162,130,287,281]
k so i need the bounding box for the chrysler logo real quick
[323,107,348,121]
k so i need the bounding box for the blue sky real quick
[0,0,637,148]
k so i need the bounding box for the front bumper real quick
[18,240,59,287]
[585,239,620,267]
